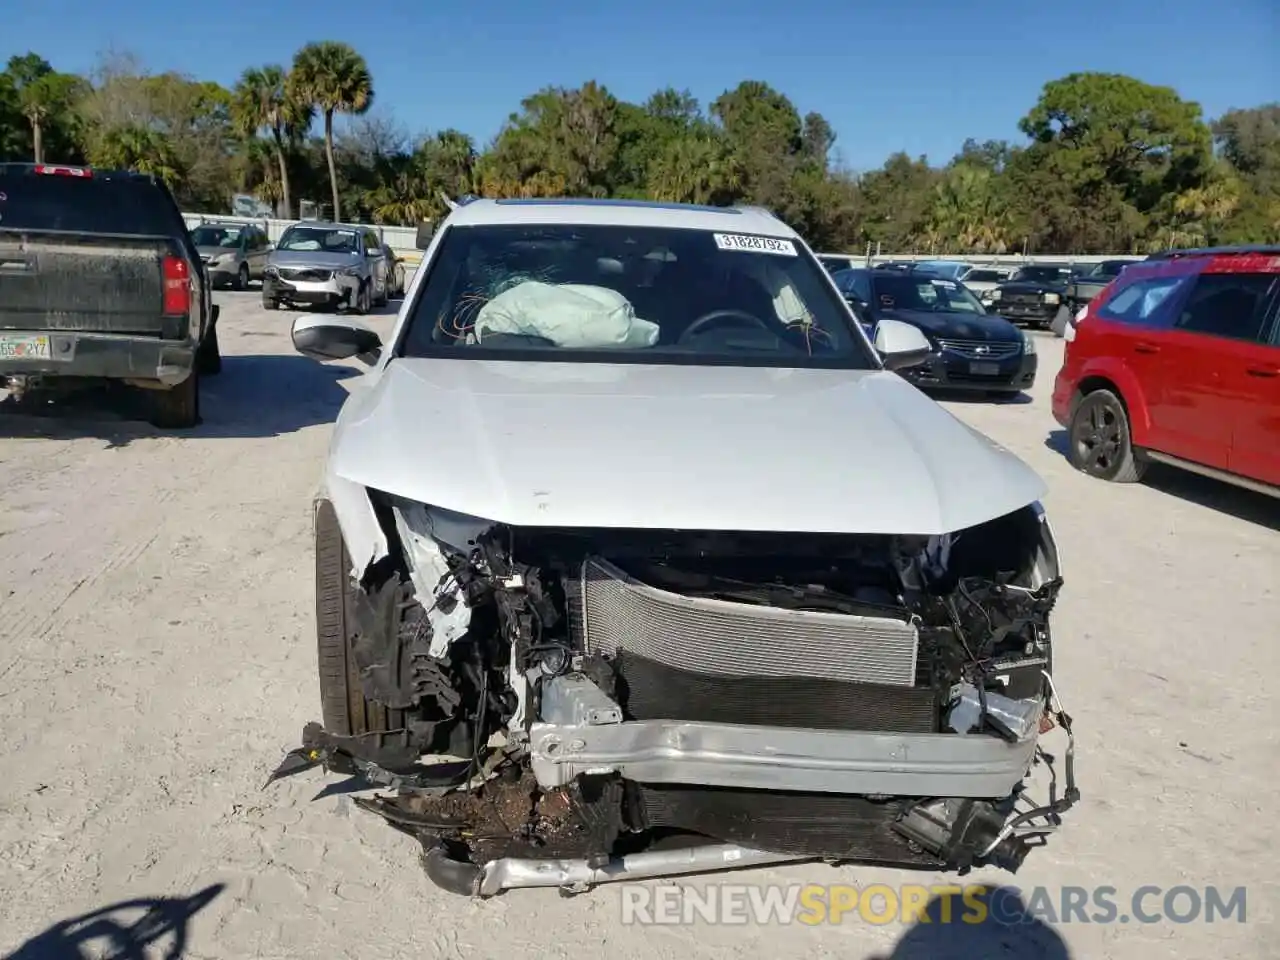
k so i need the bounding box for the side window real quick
[1174,273,1275,343]
[1095,276,1191,327]
[849,273,872,303]
[364,231,381,255]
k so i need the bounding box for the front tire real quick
[351,280,371,316]
[314,499,404,736]
[235,263,249,291]
[1067,388,1147,483]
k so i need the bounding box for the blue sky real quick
[6,0,1278,171]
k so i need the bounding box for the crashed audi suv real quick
[274,198,1079,896]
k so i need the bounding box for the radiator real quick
[572,556,919,687]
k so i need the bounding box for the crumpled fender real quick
[319,463,388,579]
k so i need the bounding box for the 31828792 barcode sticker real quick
[713,233,798,256]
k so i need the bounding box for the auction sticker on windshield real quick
[714,233,797,256]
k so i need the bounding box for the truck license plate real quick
[969,361,1000,376]
[0,335,52,360]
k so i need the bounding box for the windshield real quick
[191,225,242,247]
[1011,265,1067,284]
[1092,260,1134,277]
[871,274,986,313]
[916,261,969,280]
[963,269,1004,282]
[277,226,358,253]
[398,224,877,368]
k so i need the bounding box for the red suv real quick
[1052,246,1280,494]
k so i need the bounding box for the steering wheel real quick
[678,309,771,343]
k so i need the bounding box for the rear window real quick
[1095,275,1192,326]
[0,173,180,236]
[964,269,1002,282]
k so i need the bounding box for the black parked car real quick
[832,268,1037,397]
[981,264,1073,328]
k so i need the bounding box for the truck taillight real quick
[162,255,191,315]
[34,164,92,178]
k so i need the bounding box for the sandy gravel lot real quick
[1,293,1275,959]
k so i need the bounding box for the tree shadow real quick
[867,886,1072,960]
[1044,429,1279,531]
[0,355,362,447]
[3,883,224,960]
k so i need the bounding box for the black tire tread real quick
[149,372,200,428]
[1070,388,1147,483]
[314,499,403,736]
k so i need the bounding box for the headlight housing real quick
[337,267,362,278]
[1023,331,1037,354]
[985,288,1002,302]
[1043,292,1061,305]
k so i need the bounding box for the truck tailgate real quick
[0,231,174,335]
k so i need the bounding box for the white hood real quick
[328,358,1048,536]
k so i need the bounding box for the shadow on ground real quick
[2,883,223,959]
[867,886,1071,960]
[0,354,361,447]
[928,389,1034,406]
[1045,429,1279,531]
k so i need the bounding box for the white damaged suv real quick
[273,198,1079,896]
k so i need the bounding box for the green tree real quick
[3,54,86,163]
[231,65,312,217]
[856,153,942,251]
[1212,105,1280,242]
[90,125,184,185]
[1010,72,1213,251]
[289,41,374,222]
[479,82,620,198]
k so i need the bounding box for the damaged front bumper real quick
[270,495,1080,896]
[531,674,1041,796]
[270,675,1079,897]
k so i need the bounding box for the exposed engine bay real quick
[270,493,1078,896]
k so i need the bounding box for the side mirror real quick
[873,317,932,371]
[292,314,383,365]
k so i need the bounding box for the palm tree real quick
[6,55,84,164]
[288,42,374,222]
[231,65,312,218]
[648,135,739,205]
[91,126,184,185]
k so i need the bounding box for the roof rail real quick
[732,204,776,217]
[439,191,482,211]
[1146,245,1280,260]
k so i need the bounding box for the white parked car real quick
[272,198,1078,896]
[958,265,1013,298]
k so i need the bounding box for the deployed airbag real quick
[474,281,660,349]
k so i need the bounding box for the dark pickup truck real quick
[0,163,220,427]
